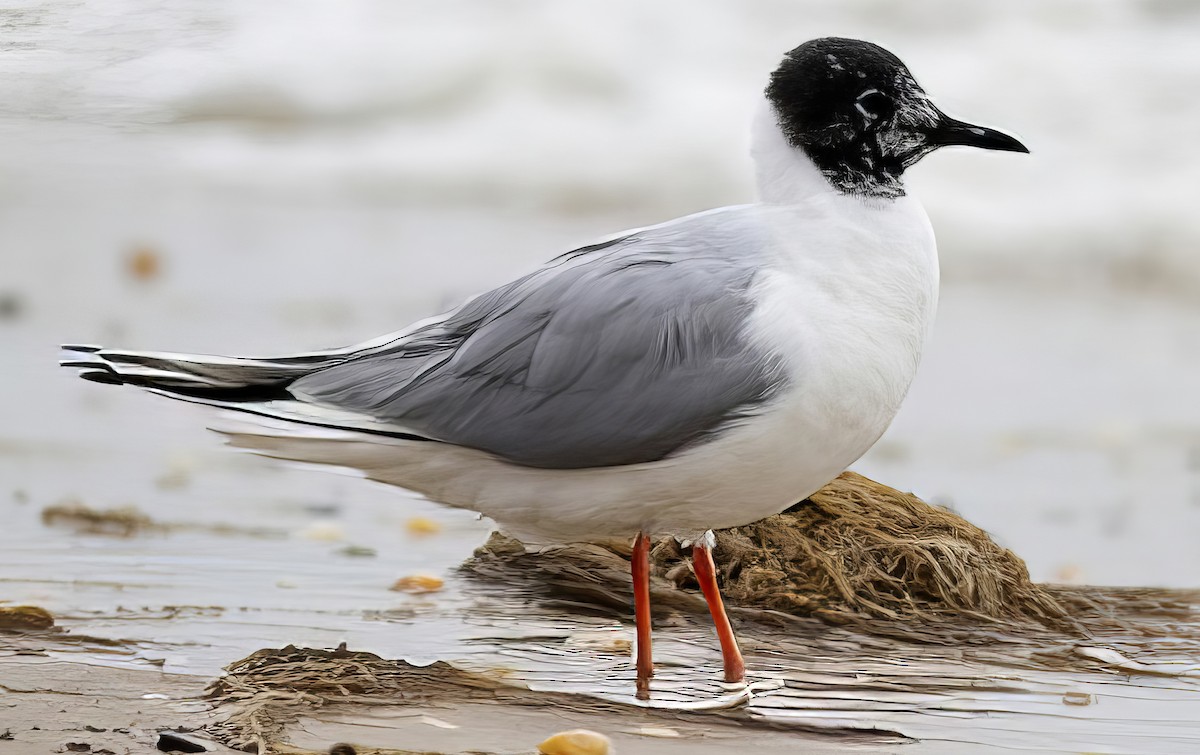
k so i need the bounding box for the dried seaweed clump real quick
[40,500,157,536]
[205,644,506,752]
[0,605,55,631]
[657,472,1068,626]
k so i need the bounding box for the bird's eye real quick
[855,90,893,121]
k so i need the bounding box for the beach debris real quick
[155,454,195,490]
[406,516,442,536]
[127,245,163,282]
[1062,691,1092,706]
[298,521,345,541]
[0,605,55,631]
[470,472,1074,634]
[1074,645,1200,676]
[54,742,118,754]
[538,729,612,755]
[40,498,282,540]
[0,290,23,320]
[390,574,444,593]
[205,646,514,751]
[681,473,1071,625]
[563,630,633,655]
[328,745,356,755]
[635,726,680,738]
[41,500,157,537]
[1055,564,1085,584]
[155,730,210,752]
[303,502,342,516]
[338,545,377,558]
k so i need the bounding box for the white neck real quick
[750,98,838,204]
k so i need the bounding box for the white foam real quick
[4,0,1199,291]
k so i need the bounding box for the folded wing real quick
[65,208,785,470]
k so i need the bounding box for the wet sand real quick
[0,653,219,754]
[5,241,1200,751]
[3,476,1199,753]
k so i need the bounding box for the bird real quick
[60,37,1027,700]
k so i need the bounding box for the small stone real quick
[389,574,444,593]
[298,521,344,542]
[1062,691,1092,706]
[405,516,441,536]
[538,729,612,755]
[127,246,163,281]
[155,731,208,752]
[0,291,23,320]
[328,744,356,755]
[303,502,341,516]
[1054,564,1085,584]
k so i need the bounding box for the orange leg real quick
[692,538,745,683]
[631,531,654,699]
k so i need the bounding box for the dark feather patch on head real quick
[766,38,940,198]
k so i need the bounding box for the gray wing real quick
[291,208,785,469]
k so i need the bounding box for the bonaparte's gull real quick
[62,37,1028,698]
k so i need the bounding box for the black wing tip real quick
[79,369,126,385]
[61,343,103,353]
[59,359,111,370]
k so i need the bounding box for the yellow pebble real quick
[127,245,162,281]
[1054,563,1085,584]
[389,574,444,593]
[537,729,611,755]
[405,516,441,536]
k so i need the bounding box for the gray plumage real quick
[294,208,783,468]
[63,207,785,470]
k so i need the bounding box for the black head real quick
[766,38,1028,198]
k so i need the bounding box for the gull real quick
[61,37,1027,699]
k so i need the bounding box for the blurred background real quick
[2,0,1199,655]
